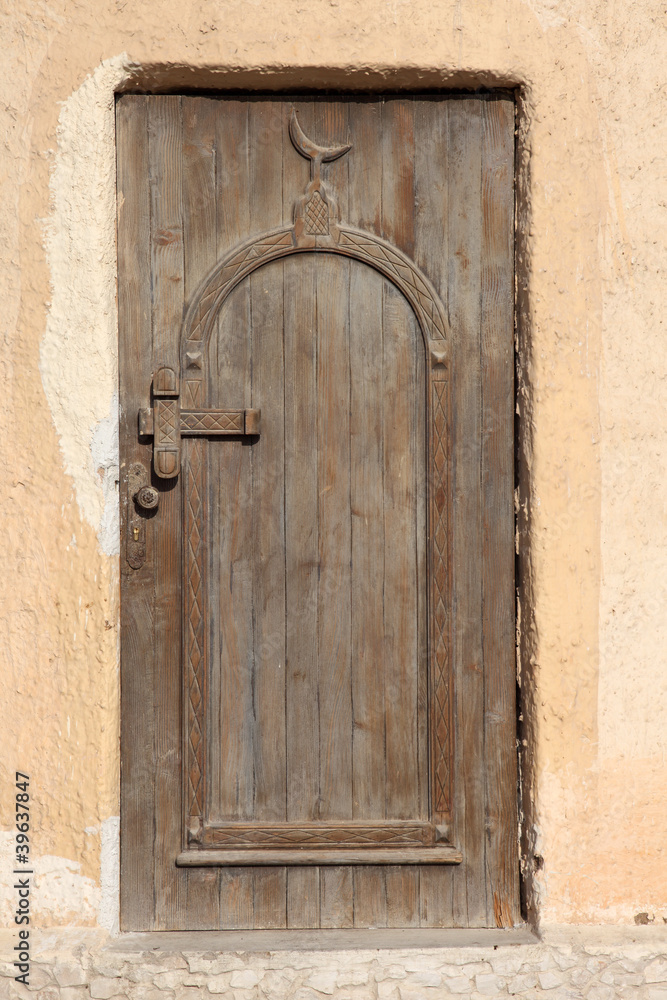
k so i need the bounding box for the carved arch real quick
[180,226,453,855]
[180,224,450,389]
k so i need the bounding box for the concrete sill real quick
[109,926,537,952]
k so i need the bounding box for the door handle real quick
[134,485,159,512]
[139,367,260,479]
[125,462,157,569]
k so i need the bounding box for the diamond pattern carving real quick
[304,191,329,234]
[181,410,244,433]
[157,399,178,445]
[186,230,295,344]
[338,229,448,342]
[204,824,432,847]
[185,438,205,819]
[183,227,448,359]
[431,379,451,816]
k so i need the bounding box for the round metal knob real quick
[134,486,159,511]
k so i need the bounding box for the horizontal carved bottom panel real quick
[198,821,440,848]
[177,846,463,867]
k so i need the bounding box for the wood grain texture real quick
[480,95,519,927]
[447,98,487,929]
[315,100,353,931]
[177,847,462,866]
[381,97,423,928]
[148,95,186,930]
[247,100,288,925]
[117,95,155,932]
[347,99,388,926]
[210,98,255,928]
[182,96,221,928]
[283,101,321,929]
[118,94,517,931]
[413,97,455,929]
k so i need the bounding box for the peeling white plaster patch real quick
[34,855,99,926]
[99,815,119,933]
[0,833,99,926]
[40,55,136,552]
[91,394,120,556]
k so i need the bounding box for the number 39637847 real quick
[15,773,30,867]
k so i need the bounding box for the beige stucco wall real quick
[0,0,665,932]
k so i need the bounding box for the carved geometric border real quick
[201,822,435,848]
[431,376,452,820]
[182,226,449,353]
[183,436,206,822]
[182,226,453,841]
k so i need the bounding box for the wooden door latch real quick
[139,367,261,479]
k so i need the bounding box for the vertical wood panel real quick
[381,97,422,927]
[212,99,255,928]
[213,101,253,824]
[148,95,186,929]
[481,95,519,927]
[413,97,455,928]
[248,100,288,927]
[117,95,155,932]
[353,866,387,928]
[316,100,354,929]
[448,98,487,927]
[320,867,354,928]
[348,98,387,926]
[317,105,352,823]
[182,96,221,927]
[284,102,321,927]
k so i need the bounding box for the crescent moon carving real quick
[289,108,352,164]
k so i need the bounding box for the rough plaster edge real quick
[513,84,541,931]
[40,54,137,556]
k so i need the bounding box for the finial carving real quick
[289,109,352,244]
[289,109,351,180]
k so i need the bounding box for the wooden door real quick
[118,94,518,930]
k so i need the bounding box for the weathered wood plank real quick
[381,96,422,922]
[348,98,388,927]
[182,96,222,928]
[320,867,354,928]
[316,100,354,930]
[248,99,288,928]
[481,94,519,928]
[253,865,288,929]
[413,96,455,929]
[353,866,387,928]
[386,866,420,927]
[287,866,320,927]
[381,98,421,821]
[211,98,255,928]
[117,94,155,932]
[285,101,321,928]
[316,107,352,823]
[448,97,487,927]
[178,848,461,866]
[148,94,186,929]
